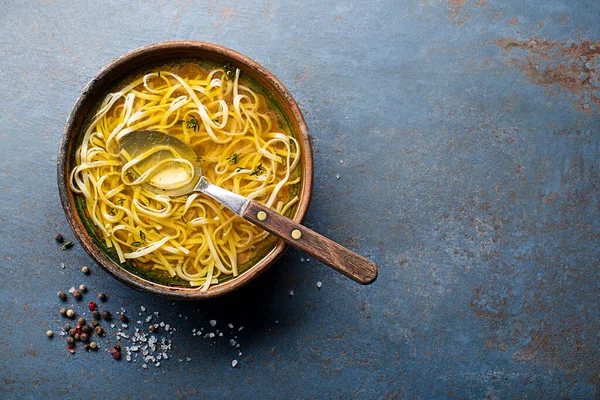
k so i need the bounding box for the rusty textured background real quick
[1,0,599,398]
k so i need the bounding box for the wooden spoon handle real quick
[242,200,378,285]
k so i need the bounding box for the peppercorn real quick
[77,317,86,326]
[149,325,157,333]
[54,233,64,243]
[101,311,112,320]
[114,343,121,351]
[119,314,128,323]
[68,328,76,337]
[66,309,75,318]
[74,333,80,341]
[57,291,67,301]
[88,301,98,311]
[80,333,89,342]
[72,290,82,300]
[81,266,90,274]
[46,330,54,338]
[82,325,93,334]
[92,320,99,327]
[83,343,91,351]
[98,292,107,302]
[59,307,67,316]
[67,337,75,346]
[68,345,75,354]
[90,341,98,350]
[95,326,104,336]
[110,349,121,360]
[78,285,87,293]
[64,324,71,332]
[92,310,101,320]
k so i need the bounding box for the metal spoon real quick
[119,130,377,284]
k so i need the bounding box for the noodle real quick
[70,64,301,290]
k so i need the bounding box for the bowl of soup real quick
[58,41,313,299]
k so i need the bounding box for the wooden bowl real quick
[57,41,313,299]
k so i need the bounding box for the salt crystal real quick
[60,263,65,269]
[307,259,310,262]
[231,359,238,368]
[209,333,215,338]
[142,364,147,369]
[186,357,191,362]
[210,320,217,326]
[317,281,322,288]
[126,355,131,362]
[275,320,279,324]
[155,362,161,367]
[340,159,344,164]
[289,290,294,296]
[68,287,76,293]
[218,332,223,337]
[140,306,146,312]
[228,323,234,329]
[238,326,244,332]
[238,351,242,356]
[230,339,236,346]
[300,258,304,263]
[335,174,340,180]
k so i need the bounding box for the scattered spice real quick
[95,326,105,336]
[149,325,157,333]
[114,344,121,351]
[119,314,129,323]
[88,301,98,311]
[317,281,322,289]
[72,290,82,300]
[63,324,71,332]
[74,333,80,341]
[92,320,99,327]
[59,307,67,316]
[81,266,90,274]
[46,330,54,338]
[77,317,86,326]
[90,341,98,350]
[101,311,112,321]
[82,325,93,335]
[109,349,121,360]
[68,328,76,337]
[98,293,107,302]
[83,343,91,351]
[67,337,75,346]
[92,310,101,320]
[57,291,67,301]
[66,309,75,318]
[80,333,89,342]
[54,233,64,243]
[78,285,87,293]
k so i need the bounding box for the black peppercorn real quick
[92,320,99,327]
[64,324,71,332]
[119,314,129,323]
[72,290,82,300]
[68,328,76,337]
[54,233,64,243]
[114,343,121,351]
[77,317,86,326]
[95,326,104,336]
[67,337,75,346]
[80,333,89,342]
[149,325,157,333]
[101,311,112,320]
[98,292,107,302]
[82,325,93,334]
[92,310,101,320]
[57,291,67,301]
[59,307,67,315]
[83,343,91,351]
[74,333,80,341]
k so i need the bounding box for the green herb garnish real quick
[140,231,146,242]
[187,117,199,132]
[62,241,74,251]
[227,153,240,164]
[157,71,161,78]
[116,198,125,206]
[131,241,143,247]
[250,163,264,176]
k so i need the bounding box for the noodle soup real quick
[70,60,301,290]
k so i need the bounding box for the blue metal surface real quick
[1,0,599,398]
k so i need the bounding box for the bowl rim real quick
[57,41,313,300]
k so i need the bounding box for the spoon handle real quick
[241,201,378,285]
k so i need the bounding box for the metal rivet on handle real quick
[257,211,267,221]
[291,229,302,239]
